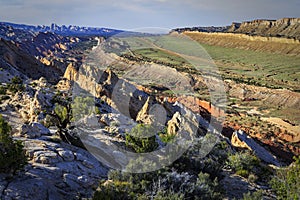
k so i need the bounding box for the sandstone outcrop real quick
[0,136,108,200]
[19,122,51,139]
[7,79,55,123]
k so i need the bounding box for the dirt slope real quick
[183,31,300,56]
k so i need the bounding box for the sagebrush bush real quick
[227,151,259,178]
[172,136,230,177]
[93,170,222,200]
[0,115,27,174]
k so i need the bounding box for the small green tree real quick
[125,124,158,153]
[270,156,300,200]
[48,95,99,149]
[0,115,27,174]
[47,93,79,146]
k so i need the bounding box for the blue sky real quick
[0,0,299,30]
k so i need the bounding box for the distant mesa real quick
[0,22,124,37]
[172,18,300,40]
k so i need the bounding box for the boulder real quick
[220,170,256,199]
[33,151,62,164]
[58,150,75,162]
[231,130,281,166]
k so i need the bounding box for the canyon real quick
[0,19,299,199]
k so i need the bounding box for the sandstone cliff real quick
[229,18,300,40]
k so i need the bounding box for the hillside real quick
[183,31,300,56]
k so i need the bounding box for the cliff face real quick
[0,38,62,83]
[229,18,300,40]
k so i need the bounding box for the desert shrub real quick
[247,173,258,183]
[72,96,96,121]
[172,136,230,177]
[93,168,162,200]
[0,95,10,101]
[269,156,300,200]
[94,134,227,200]
[158,127,175,143]
[52,95,99,123]
[152,171,221,199]
[227,151,260,178]
[7,76,25,94]
[0,115,27,174]
[125,124,158,153]
[95,107,101,115]
[242,190,264,200]
[159,133,175,143]
[54,103,69,123]
[93,180,134,200]
[194,172,222,199]
[0,85,6,95]
[255,164,273,182]
[236,169,250,177]
[11,76,22,84]
[43,114,56,128]
[94,169,222,200]
[149,191,184,200]
[125,157,158,174]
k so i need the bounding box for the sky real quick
[0,0,299,31]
